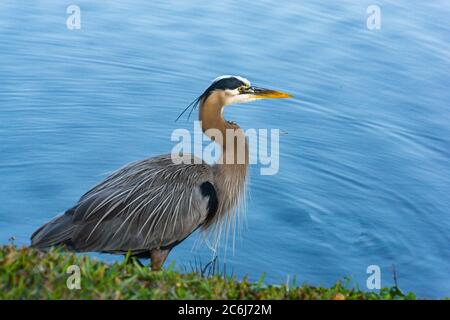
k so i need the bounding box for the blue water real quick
[1,1,449,298]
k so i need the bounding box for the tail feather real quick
[31,212,76,250]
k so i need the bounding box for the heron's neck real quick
[199,94,248,224]
[199,94,249,165]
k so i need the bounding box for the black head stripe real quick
[176,76,249,122]
[200,76,247,101]
[210,77,247,91]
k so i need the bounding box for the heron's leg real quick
[150,248,169,271]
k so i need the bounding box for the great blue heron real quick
[31,75,291,270]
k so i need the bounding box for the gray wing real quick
[31,154,217,255]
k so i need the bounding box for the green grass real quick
[0,245,417,300]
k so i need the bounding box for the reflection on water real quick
[1,1,449,297]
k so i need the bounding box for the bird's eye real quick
[238,86,245,94]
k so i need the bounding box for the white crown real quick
[212,75,251,87]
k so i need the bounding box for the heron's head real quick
[202,75,292,106]
[176,75,292,121]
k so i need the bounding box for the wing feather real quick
[31,154,215,255]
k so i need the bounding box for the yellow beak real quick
[251,87,293,99]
